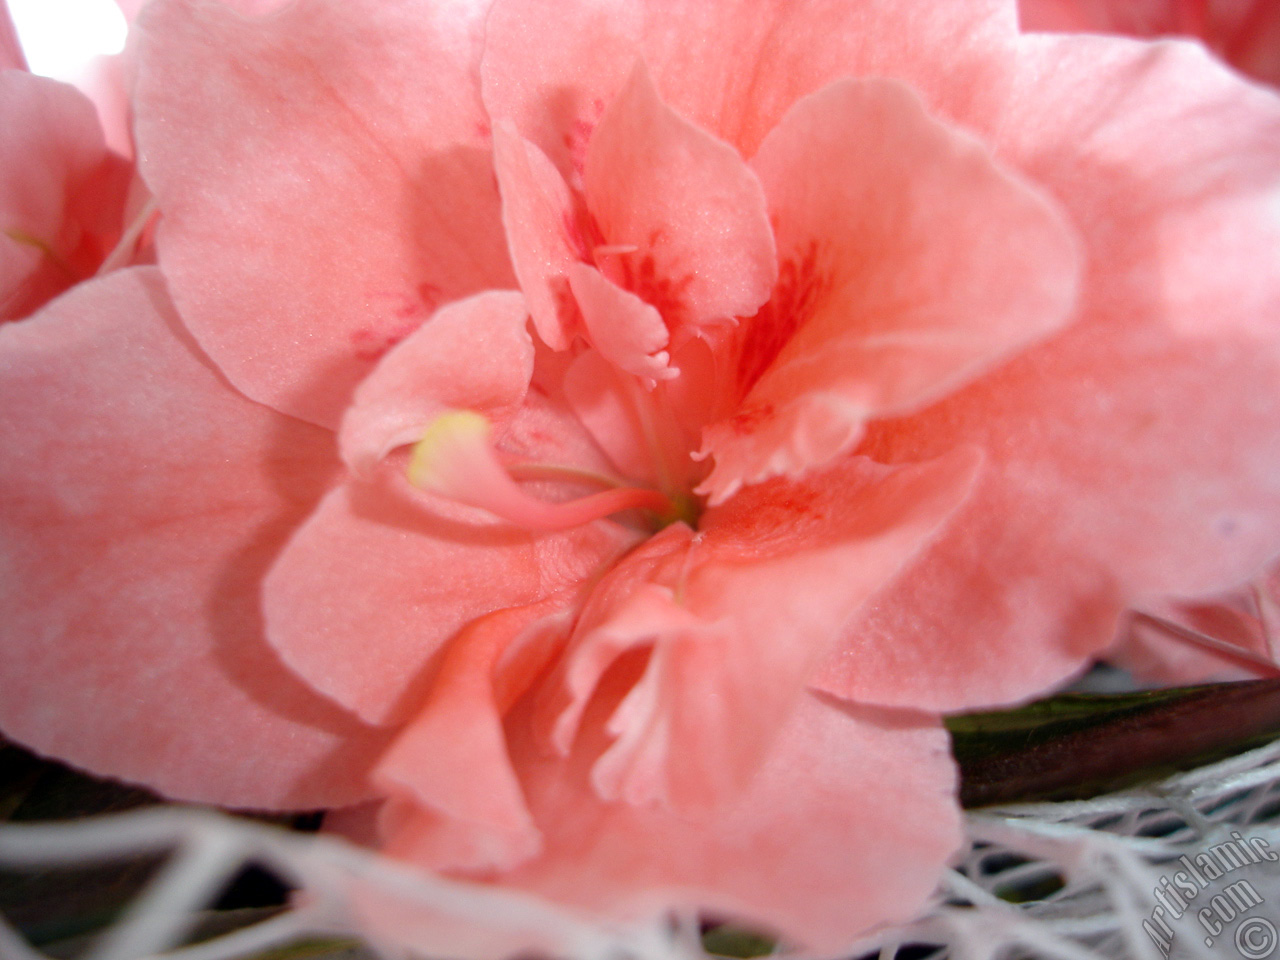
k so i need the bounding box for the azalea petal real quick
[0,268,389,808]
[118,0,291,21]
[1224,7,1280,85]
[567,262,672,381]
[339,291,533,476]
[529,524,695,759]
[582,61,775,336]
[263,463,633,729]
[1018,0,1177,33]
[0,1,25,71]
[491,122,585,351]
[698,78,1080,504]
[538,449,980,814]
[481,0,1016,167]
[329,824,609,960]
[264,480,531,729]
[817,36,1280,710]
[134,0,514,427]
[386,690,961,954]
[372,597,572,873]
[1018,0,1280,86]
[1,70,126,321]
[561,349,658,483]
[1118,598,1270,684]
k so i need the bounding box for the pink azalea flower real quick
[0,0,130,321]
[1019,0,1280,85]
[4,0,1280,951]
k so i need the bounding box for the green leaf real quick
[951,679,1280,806]
[702,923,777,958]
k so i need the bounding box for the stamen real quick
[506,462,626,489]
[97,195,159,276]
[408,410,672,532]
[4,229,74,279]
[592,244,639,257]
[1130,610,1280,678]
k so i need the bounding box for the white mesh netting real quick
[2,737,1279,960]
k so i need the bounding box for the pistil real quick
[408,410,673,532]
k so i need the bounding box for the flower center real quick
[408,410,695,532]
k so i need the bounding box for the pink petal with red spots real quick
[581,61,775,337]
[1,70,127,321]
[566,262,672,381]
[0,268,389,808]
[700,78,1080,504]
[385,691,960,954]
[537,449,980,815]
[818,37,1280,711]
[133,0,514,427]
[492,122,583,351]
[481,0,1016,172]
[339,291,533,476]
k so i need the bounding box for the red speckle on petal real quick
[710,478,828,557]
[416,282,443,313]
[550,274,586,337]
[601,230,694,330]
[728,403,775,435]
[563,209,605,262]
[350,290,434,362]
[350,323,418,362]
[734,241,829,395]
[563,98,607,181]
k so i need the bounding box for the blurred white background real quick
[8,0,127,80]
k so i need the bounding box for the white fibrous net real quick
[3,739,1280,960]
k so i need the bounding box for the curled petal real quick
[339,291,534,476]
[700,78,1081,503]
[567,262,673,382]
[409,409,672,531]
[385,690,962,954]
[492,122,582,350]
[583,60,776,336]
[269,389,640,728]
[373,597,573,873]
[538,449,981,813]
[820,38,1280,710]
